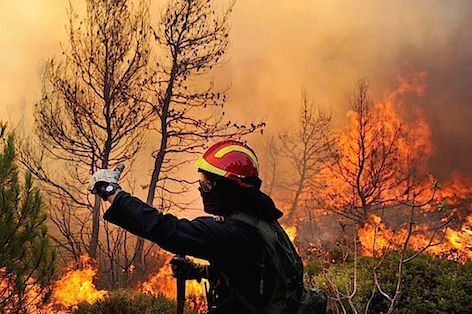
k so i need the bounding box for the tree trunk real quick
[89,195,101,258]
[132,61,178,271]
[287,167,306,224]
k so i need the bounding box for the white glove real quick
[89,163,125,194]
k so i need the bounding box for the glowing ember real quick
[51,254,107,308]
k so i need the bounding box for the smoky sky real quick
[408,3,472,179]
[219,0,472,180]
[0,0,471,180]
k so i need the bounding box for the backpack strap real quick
[230,211,259,228]
[230,212,291,312]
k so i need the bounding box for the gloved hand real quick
[170,255,208,282]
[89,164,125,200]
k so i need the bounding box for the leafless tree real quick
[363,172,453,313]
[22,0,152,269]
[322,235,359,314]
[131,0,264,270]
[323,198,452,314]
[279,90,332,224]
[259,135,281,196]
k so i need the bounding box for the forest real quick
[1,0,471,313]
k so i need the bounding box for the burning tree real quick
[319,75,456,313]
[0,123,56,312]
[131,0,264,270]
[322,77,433,224]
[22,0,153,286]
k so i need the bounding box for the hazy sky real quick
[1,0,471,178]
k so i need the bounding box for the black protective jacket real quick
[104,190,284,313]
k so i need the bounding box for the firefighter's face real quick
[199,172,214,193]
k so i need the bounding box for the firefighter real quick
[89,140,323,313]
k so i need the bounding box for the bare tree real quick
[23,0,152,264]
[131,0,264,270]
[322,196,452,314]
[364,172,453,313]
[322,234,360,314]
[279,90,332,224]
[259,135,281,196]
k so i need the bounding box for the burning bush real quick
[140,257,208,313]
[51,254,107,310]
[358,213,472,263]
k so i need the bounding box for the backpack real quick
[230,212,327,314]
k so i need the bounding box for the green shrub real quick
[75,289,196,314]
[397,254,472,313]
[309,253,472,313]
[0,123,56,312]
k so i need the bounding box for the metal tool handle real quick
[176,255,186,314]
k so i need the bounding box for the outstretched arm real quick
[103,190,236,260]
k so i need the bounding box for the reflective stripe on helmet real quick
[195,156,227,177]
[213,145,259,170]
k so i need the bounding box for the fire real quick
[141,259,207,300]
[0,268,51,313]
[358,214,397,256]
[315,70,472,263]
[320,71,434,217]
[141,263,176,300]
[51,254,107,309]
[282,224,298,242]
[1,254,107,313]
[442,216,472,260]
[437,173,472,207]
[140,256,208,312]
[358,213,472,262]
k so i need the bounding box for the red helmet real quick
[196,140,259,182]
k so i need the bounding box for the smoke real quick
[218,0,472,179]
[0,0,64,128]
[0,0,471,179]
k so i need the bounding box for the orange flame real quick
[0,268,51,313]
[51,254,107,309]
[316,70,472,263]
[358,213,472,263]
[282,224,298,243]
[140,256,208,312]
[357,214,395,256]
[321,71,434,214]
